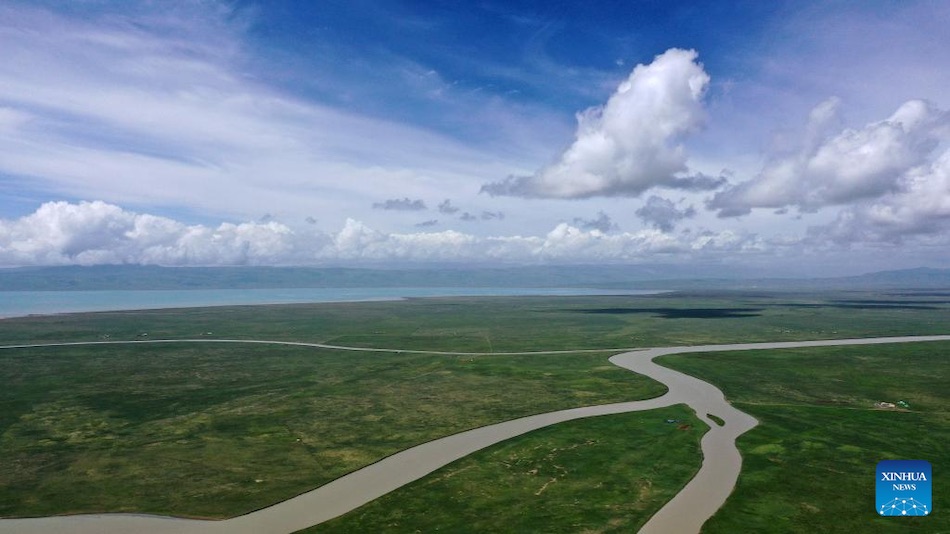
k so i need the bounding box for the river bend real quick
[1,335,947,533]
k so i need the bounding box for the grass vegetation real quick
[1,290,947,523]
[306,405,705,534]
[1,290,948,350]
[706,413,725,426]
[0,343,661,518]
[659,341,950,533]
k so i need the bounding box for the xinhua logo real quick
[876,460,932,517]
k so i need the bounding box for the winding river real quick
[1,335,948,533]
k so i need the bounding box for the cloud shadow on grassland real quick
[572,308,763,319]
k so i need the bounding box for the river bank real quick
[2,335,947,533]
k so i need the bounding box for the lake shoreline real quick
[0,287,667,319]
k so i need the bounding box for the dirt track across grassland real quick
[2,335,948,534]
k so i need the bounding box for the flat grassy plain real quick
[660,341,950,533]
[0,343,661,518]
[1,290,948,350]
[1,290,947,523]
[307,405,705,534]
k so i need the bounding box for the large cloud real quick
[0,200,765,266]
[711,98,950,216]
[481,48,710,198]
[809,146,950,244]
[0,201,313,266]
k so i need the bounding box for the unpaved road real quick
[2,335,948,533]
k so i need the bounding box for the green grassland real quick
[1,290,947,523]
[1,290,948,350]
[659,341,950,533]
[306,405,705,534]
[0,343,661,518]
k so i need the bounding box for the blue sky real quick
[1,1,948,274]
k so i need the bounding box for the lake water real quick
[0,287,661,318]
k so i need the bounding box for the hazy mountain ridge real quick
[0,265,947,291]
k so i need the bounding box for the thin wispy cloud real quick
[0,2,523,226]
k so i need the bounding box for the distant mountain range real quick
[0,265,948,291]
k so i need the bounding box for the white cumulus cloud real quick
[0,201,315,266]
[809,146,950,244]
[0,200,769,266]
[711,98,950,216]
[481,48,710,198]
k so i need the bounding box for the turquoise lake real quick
[0,287,661,318]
